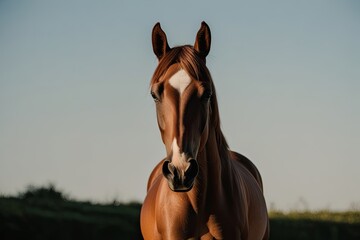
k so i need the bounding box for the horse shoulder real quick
[147,159,165,191]
[141,162,165,240]
[229,151,269,240]
[230,151,264,191]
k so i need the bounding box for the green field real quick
[1,186,359,239]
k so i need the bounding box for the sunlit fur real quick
[141,23,269,240]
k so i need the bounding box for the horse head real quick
[150,22,212,192]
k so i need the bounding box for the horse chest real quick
[158,207,238,239]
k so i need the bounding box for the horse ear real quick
[152,22,170,61]
[194,21,211,60]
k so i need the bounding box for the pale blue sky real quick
[0,0,359,210]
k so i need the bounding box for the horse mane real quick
[150,45,229,158]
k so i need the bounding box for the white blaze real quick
[169,69,191,95]
[171,138,187,169]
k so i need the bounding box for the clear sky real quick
[0,0,359,211]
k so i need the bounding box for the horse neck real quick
[191,126,231,206]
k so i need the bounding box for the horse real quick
[140,22,269,240]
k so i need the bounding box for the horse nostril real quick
[185,159,199,181]
[162,160,175,181]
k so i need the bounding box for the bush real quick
[18,184,67,201]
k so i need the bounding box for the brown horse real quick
[140,22,269,240]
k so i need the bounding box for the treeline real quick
[0,185,359,240]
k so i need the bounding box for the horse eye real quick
[201,89,212,102]
[151,91,160,102]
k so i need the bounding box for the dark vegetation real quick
[269,211,360,240]
[0,185,142,240]
[0,185,359,240]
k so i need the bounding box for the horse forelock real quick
[150,46,209,85]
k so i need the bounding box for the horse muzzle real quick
[162,159,199,192]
